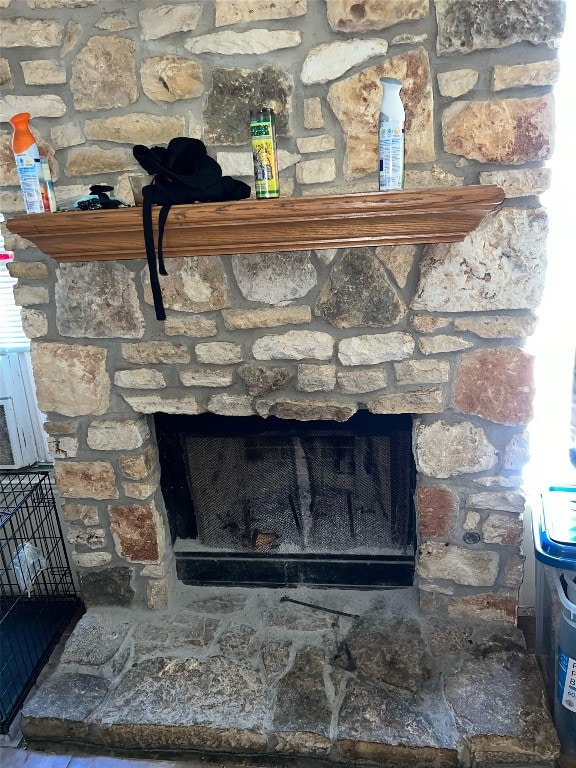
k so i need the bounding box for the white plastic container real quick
[378,77,405,191]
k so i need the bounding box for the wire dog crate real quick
[0,471,81,733]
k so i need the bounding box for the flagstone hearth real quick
[21,585,558,768]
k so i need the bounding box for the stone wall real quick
[0,0,564,616]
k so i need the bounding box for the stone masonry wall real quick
[0,0,564,616]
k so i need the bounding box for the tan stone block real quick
[67,525,106,550]
[395,360,450,384]
[454,315,537,339]
[122,394,200,415]
[1,18,63,47]
[415,420,497,478]
[142,257,229,313]
[95,9,135,32]
[180,369,234,387]
[196,342,242,364]
[253,331,333,361]
[337,369,388,394]
[0,59,13,89]
[6,261,48,279]
[44,421,75,435]
[418,542,499,586]
[375,245,417,289]
[146,576,171,611]
[87,419,150,451]
[55,460,118,500]
[61,503,99,526]
[108,501,163,563]
[327,0,427,31]
[65,146,136,176]
[297,364,336,392]
[304,97,324,129]
[442,96,554,164]
[31,342,110,416]
[296,157,335,184]
[215,0,306,26]
[139,4,202,40]
[328,48,434,179]
[492,60,559,91]
[417,485,458,538]
[412,208,548,313]
[50,122,85,149]
[296,135,335,153]
[119,446,157,481]
[338,333,414,366]
[122,473,160,501]
[85,114,185,144]
[263,399,357,422]
[186,30,301,56]
[114,369,166,389]
[437,69,478,98]
[223,306,311,330]
[463,512,481,531]
[410,316,451,333]
[121,342,189,365]
[503,554,526,588]
[232,251,316,304]
[163,316,218,337]
[60,20,82,58]
[447,593,517,623]
[454,347,534,425]
[141,57,203,103]
[301,39,388,85]
[47,436,78,459]
[20,309,48,338]
[482,513,524,547]
[368,388,443,414]
[418,335,473,354]
[12,285,49,306]
[70,36,137,111]
[479,168,551,198]
[466,491,525,512]
[207,394,253,416]
[73,551,112,567]
[21,59,66,85]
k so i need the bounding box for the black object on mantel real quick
[133,137,251,321]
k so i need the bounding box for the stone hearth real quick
[21,585,559,767]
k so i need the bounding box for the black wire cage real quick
[0,471,82,733]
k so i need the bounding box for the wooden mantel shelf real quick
[7,185,504,263]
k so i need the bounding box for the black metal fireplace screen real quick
[155,411,415,588]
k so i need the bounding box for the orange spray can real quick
[9,112,48,213]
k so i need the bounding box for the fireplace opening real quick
[155,411,416,589]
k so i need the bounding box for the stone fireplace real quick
[1,0,562,623]
[0,0,568,761]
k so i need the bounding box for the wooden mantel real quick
[7,185,504,262]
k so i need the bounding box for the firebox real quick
[155,411,415,588]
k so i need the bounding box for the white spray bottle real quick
[378,77,405,191]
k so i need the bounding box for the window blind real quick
[0,262,29,352]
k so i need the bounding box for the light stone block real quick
[418,542,499,586]
[196,342,242,365]
[87,419,150,451]
[296,157,336,184]
[114,369,166,389]
[297,364,336,392]
[185,30,301,55]
[301,39,388,85]
[222,306,311,330]
[338,333,414,366]
[180,369,234,387]
[395,360,450,384]
[121,395,200,415]
[337,369,388,394]
[208,394,254,416]
[415,420,498,479]
[367,388,443,414]
[418,335,473,354]
[253,331,333,361]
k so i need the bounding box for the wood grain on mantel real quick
[6,185,504,263]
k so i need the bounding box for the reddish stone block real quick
[417,485,459,538]
[454,346,534,425]
[108,503,160,563]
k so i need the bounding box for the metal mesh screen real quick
[183,425,412,556]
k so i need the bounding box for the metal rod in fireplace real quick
[280,595,360,619]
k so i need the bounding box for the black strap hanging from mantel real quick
[142,185,168,321]
[133,137,251,322]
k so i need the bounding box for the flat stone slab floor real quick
[20,585,559,768]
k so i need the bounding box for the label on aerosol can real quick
[250,108,279,199]
[558,647,576,710]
